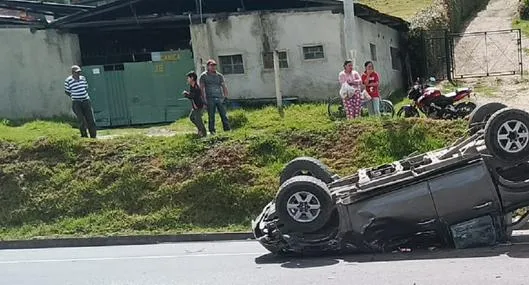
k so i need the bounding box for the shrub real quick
[228,110,249,130]
[409,0,449,35]
[520,0,529,20]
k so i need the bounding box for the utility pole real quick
[343,0,356,61]
[273,50,284,118]
[199,0,203,23]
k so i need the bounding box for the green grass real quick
[439,79,498,98]
[0,104,467,240]
[0,120,77,141]
[387,88,412,114]
[359,0,433,20]
[474,82,498,97]
[513,18,529,37]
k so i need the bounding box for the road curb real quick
[0,232,254,250]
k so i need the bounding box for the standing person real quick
[362,61,381,116]
[199,59,231,135]
[183,71,207,138]
[338,60,363,120]
[64,65,97,138]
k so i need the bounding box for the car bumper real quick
[252,201,342,255]
[251,202,291,254]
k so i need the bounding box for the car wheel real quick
[279,157,336,185]
[275,176,333,233]
[484,108,529,163]
[468,102,507,135]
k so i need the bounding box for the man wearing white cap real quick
[64,65,97,138]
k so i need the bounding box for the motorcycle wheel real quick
[440,107,459,120]
[425,106,441,119]
[327,97,345,121]
[396,105,420,118]
[455,102,477,118]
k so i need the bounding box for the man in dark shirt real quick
[183,71,207,137]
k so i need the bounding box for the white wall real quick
[190,10,404,101]
[191,11,345,101]
[0,28,81,119]
[350,17,404,97]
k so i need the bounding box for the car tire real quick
[484,108,529,163]
[505,212,514,240]
[468,102,507,135]
[279,157,336,185]
[275,176,333,233]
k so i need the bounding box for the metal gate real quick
[450,29,523,79]
[423,30,451,81]
[83,50,195,127]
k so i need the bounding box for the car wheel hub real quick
[497,120,529,153]
[286,191,321,223]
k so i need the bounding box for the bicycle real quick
[327,95,395,120]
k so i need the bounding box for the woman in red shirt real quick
[361,61,381,116]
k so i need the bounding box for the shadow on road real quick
[255,234,529,269]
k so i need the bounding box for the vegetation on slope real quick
[358,0,433,20]
[0,105,467,240]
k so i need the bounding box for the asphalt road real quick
[3,232,529,285]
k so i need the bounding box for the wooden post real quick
[350,49,357,68]
[273,50,284,117]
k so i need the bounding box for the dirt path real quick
[463,0,519,32]
[451,0,529,111]
[97,127,192,140]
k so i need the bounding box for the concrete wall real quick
[190,10,404,101]
[0,28,81,119]
[350,17,404,97]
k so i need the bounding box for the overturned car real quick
[252,103,529,255]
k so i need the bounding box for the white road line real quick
[0,252,265,265]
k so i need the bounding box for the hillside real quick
[0,105,467,240]
[359,0,433,20]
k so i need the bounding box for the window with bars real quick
[218,54,245,74]
[263,51,289,69]
[390,47,401,71]
[302,45,324,60]
[370,43,377,61]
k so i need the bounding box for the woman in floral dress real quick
[338,60,363,119]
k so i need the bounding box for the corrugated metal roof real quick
[0,0,94,17]
[48,0,408,31]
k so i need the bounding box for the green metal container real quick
[83,49,195,128]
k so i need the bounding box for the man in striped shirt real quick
[64,65,97,138]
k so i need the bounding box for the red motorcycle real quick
[397,78,476,119]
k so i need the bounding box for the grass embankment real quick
[0,105,467,240]
[514,18,529,39]
[359,0,433,20]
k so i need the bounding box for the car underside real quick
[252,104,529,255]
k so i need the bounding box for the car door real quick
[428,160,502,226]
[346,181,441,249]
